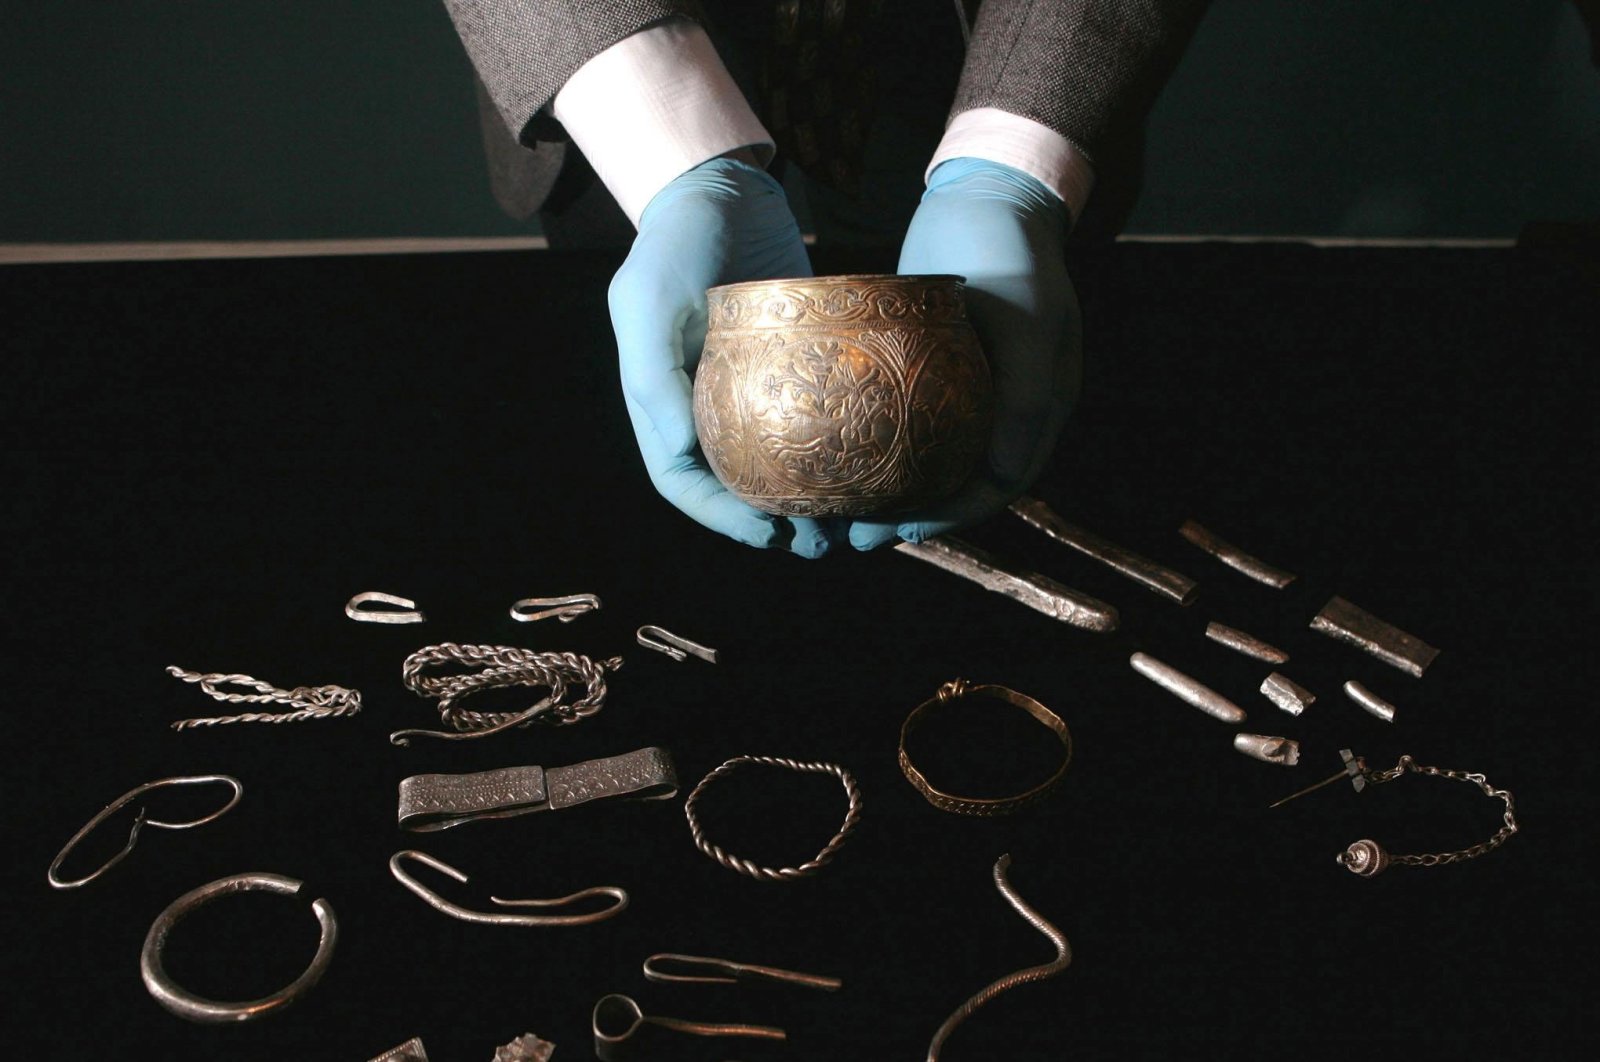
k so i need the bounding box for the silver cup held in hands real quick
[692,274,993,517]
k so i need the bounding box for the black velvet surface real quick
[2,242,1593,1060]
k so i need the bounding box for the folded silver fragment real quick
[1310,596,1439,677]
[1010,496,1199,605]
[1233,733,1301,766]
[896,536,1119,633]
[1129,652,1247,723]
[369,1039,428,1062]
[1343,680,1397,723]
[1261,672,1316,716]
[1178,520,1296,588]
[1205,621,1289,664]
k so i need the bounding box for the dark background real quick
[2,0,1597,242]
[3,240,1594,1059]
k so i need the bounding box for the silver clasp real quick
[636,625,718,664]
[511,593,602,623]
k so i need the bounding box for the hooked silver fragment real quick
[1128,652,1247,723]
[1344,680,1397,723]
[493,1033,557,1062]
[1310,596,1439,677]
[346,591,426,624]
[1233,733,1301,766]
[49,774,243,889]
[511,593,600,623]
[897,536,1119,633]
[1009,496,1199,606]
[390,850,628,926]
[643,953,842,991]
[368,1039,429,1062]
[1178,520,1295,588]
[1261,672,1316,716]
[1204,621,1288,664]
[636,625,718,663]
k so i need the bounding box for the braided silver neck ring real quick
[683,756,862,882]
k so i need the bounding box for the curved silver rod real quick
[643,953,842,991]
[346,591,426,624]
[48,775,243,889]
[389,850,628,926]
[926,854,1071,1061]
[140,872,337,1023]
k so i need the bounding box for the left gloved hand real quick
[847,157,1082,549]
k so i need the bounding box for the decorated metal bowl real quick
[692,274,992,517]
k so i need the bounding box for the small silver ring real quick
[140,872,337,1023]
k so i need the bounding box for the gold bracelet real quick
[898,679,1073,816]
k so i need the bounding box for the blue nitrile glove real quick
[608,155,835,557]
[847,157,1082,550]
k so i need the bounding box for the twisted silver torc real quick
[684,756,862,881]
[392,643,623,746]
[926,854,1071,1061]
[166,667,362,729]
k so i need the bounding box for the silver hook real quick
[643,953,842,991]
[388,850,628,926]
[591,994,785,1061]
[511,593,602,623]
[49,775,243,889]
[346,592,426,624]
[636,625,718,664]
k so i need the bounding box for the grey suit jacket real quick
[443,0,1207,222]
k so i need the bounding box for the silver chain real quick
[1365,755,1518,866]
[166,666,362,729]
[393,642,622,745]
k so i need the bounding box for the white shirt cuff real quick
[552,21,774,227]
[927,108,1096,224]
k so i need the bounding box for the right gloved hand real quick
[607,155,837,557]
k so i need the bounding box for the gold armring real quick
[898,679,1073,816]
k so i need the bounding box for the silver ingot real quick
[1233,733,1301,766]
[1009,496,1198,606]
[1260,672,1316,716]
[1339,838,1390,877]
[897,536,1119,633]
[1177,520,1295,588]
[1204,621,1288,664]
[1129,652,1247,723]
[1344,680,1397,723]
[1309,596,1440,677]
[694,274,992,517]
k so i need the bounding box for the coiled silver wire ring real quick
[140,872,338,1023]
[684,756,862,881]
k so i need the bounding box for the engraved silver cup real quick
[693,274,992,517]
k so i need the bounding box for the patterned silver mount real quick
[1344,680,1397,723]
[368,1038,429,1062]
[1260,672,1317,716]
[1010,496,1199,606]
[1178,520,1296,588]
[1129,652,1247,723]
[1233,733,1301,766]
[1310,596,1440,677]
[1204,621,1288,664]
[896,536,1119,633]
[494,1033,556,1062]
[694,274,992,517]
[398,747,678,831]
[1340,838,1390,877]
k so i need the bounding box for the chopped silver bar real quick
[1261,672,1316,716]
[368,1038,428,1062]
[1178,520,1296,588]
[1309,596,1439,677]
[1129,652,1247,723]
[896,537,1119,633]
[1233,733,1301,766]
[1009,496,1199,606]
[1344,680,1397,723]
[1204,621,1289,664]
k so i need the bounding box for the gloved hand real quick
[847,157,1083,550]
[608,155,836,557]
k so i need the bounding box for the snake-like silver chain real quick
[1364,755,1518,866]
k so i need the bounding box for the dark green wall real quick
[2,1,1595,241]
